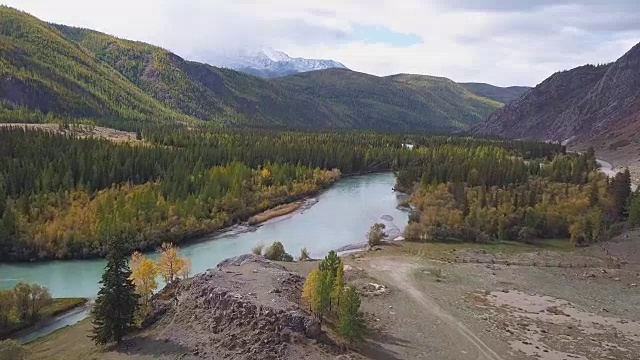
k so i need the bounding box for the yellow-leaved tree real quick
[301,269,319,311]
[130,251,158,308]
[157,242,190,283]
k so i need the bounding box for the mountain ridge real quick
[1,6,503,132]
[475,40,640,150]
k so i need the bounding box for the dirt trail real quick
[366,257,506,360]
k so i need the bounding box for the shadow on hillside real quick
[111,336,192,357]
[357,331,413,360]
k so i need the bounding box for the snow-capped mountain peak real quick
[207,47,347,78]
[260,47,291,62]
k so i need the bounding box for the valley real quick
[2,3,640,360]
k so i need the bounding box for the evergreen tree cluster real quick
[302,251,365,343]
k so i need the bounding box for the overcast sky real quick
[6,0,640,86]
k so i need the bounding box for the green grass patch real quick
[390,239,573,260]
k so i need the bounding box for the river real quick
[0,172,408,299]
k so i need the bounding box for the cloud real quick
[4,0,640,86]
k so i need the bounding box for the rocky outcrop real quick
[476,41,640,150]
[146,254,329,360]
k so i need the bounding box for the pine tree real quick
[331,259,345,310]
[629,196,640,228]
[91,237,139,345]
[610,169,631,220]
[319,250,340,277]
[338,286,365,343]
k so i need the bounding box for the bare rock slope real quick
[146,254,341,360]
[476,41,640,152]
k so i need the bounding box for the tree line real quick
[402,149,635,246]
[0,126,562,261]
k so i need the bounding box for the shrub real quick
[430,268,443,278]
[251,242,264,256]
[517,227,537,244]
[264,241,293,262]
[404,222,425,242]
[367,223,386,248]
[299,247,310,261]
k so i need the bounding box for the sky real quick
[5,0,640,86]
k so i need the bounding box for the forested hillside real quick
[0,7,503,131]
[0,7,192,130]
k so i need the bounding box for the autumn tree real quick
[130,251,158,317]
[12,283,31,322]
[91,237,139,345]
[0,290,14,329]
[301,269,319,311]
[157,242,190,283]
[12,282,50,322]
[337,286,365,343]
[312,269,333,326]
[27,284,51,322]
[178,258,191,279]
[367,223,386,248]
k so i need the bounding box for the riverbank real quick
[247,201,304,225]
[24,230,640,360]
[1,297,87,340]
[0,172,406,298]
[1,170,341,263]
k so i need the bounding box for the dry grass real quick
[364,239,573,262]
[247,201,303,225]
[40,298,87,319]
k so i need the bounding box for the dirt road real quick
[365,257,506,360]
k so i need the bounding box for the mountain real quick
[0,7,503,131]
[0,7,191,128]
[476,42,640,151]
[458,83,531,104]
[207,48,347,78]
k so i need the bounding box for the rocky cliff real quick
[477,42,640,152]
